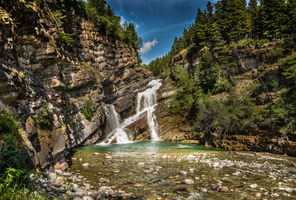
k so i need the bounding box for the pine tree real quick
[261,0,288,38]
[248,0,262,39]
[206,1,214,18]
[193,8,207,46]
[215,0,251,42]
[287,0,296,35]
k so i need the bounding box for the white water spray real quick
[102,105,131,144]
[100,80,162,144]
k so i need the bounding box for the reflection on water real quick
[70,141,296,199]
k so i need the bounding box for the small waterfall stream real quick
[100,80,162,144]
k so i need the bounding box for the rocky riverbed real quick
[35,168,136,200]
[48,141,296,200]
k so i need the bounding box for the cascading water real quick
[100,80,162,144]
[137,80,162,141]
[102,105,131,144]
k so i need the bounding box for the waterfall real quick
[100,80,162,144]
[102,105,132,144]
[136,80,162,141]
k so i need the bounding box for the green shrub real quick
[53,11,65,27]
[0,168,47,200]
[193,90,259,136]
[33,105,52,130]
[213,76,232,93]
[255,39,271,45]
[281,53,296,85]
[82,97,94,121]
[0,135,25,173]
[282,37,296,53]
[265,54,296,135]
[0,111,18,135]
[58,32,74,47]
[266,47,284,62]
[265,89,296,135]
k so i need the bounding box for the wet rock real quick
[221,177,231,182]
[99,178,110,183]
[278,187,295,193]
[184,179,194,185]
[290,175,296,179]
[82,163,90,167]
[54,162,69,171]
[211,183,221,190]
[217,186,229,193]
[233,171,241,176]
[180,171,187,175]
[200,188,207,193]
[255,193,262,198]
[82,196,93,200]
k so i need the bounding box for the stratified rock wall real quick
[0,3,152,168]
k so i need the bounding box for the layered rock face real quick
[0,4,152,168]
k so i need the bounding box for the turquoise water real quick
[70,141,296,199]
[75,141,215,153]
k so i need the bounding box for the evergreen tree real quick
[216,0,251,42]
[261,0,288,38]
[193,8,207,46]
[287,0,296,35]
[248,0,262,39]
[206,1,214,18]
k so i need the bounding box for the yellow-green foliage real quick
[0,111,18,136]
[0,111,48,199]
[57,32,74,47]
[82,97,94,121]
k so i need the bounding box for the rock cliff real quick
[155,42,296,156]
[0,2,152,169]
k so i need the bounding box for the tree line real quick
[144,0,296,139]
[145,0,296,76]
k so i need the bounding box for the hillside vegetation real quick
[144,0,296,144]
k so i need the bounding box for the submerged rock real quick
[82,163,90,167]
[184,179,194,185]
[180,171,187,175]
[99,178,110,183]
[200,188,207,193]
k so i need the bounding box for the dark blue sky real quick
[108,0,216,64]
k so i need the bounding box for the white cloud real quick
[120,16,140,29]
[120,16,127,27]
[142,20,192,36]
[140,39,158,54]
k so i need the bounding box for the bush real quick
[265,90,296,135]
[0,135,25,173]
[193,90,259,136]
[281,53,296,86]
[213,76,232,93]
[58,32,74,47]
[33,105,52,130]
[0,111,18,135]
[82,97,94,121]
[266,47,284,62]
[0,168,47,200]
